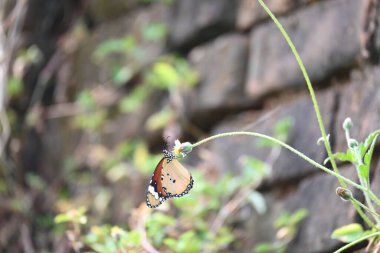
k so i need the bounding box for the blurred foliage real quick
[253,209,308,253]
[54,119,298,252]
[257,117,293,148]
[72,22,198,131]
[141,0,175,5]
[55,161,268,252]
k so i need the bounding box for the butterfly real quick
[146,150,194,208]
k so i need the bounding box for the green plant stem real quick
[356,163,380,224]
[351,199,377,229]
[334,231,380,253]
[352,198,380,221]
[192,132,365,191]
[369,191,380,209]
[257,0,345,188]
[365,130,380,209]
[345,127,380,223]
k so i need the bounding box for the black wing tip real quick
[171,175,194,198]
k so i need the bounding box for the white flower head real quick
[173,139,193,158]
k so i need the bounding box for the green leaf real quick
[253,242,285,253]
[274,117,293,142]
[150,62,180,88]
[364,134,378,167]
[331,223,364,243]
[163,238,177,247]
[324,150,354,165]
[274,212,290,229]
[124,230,141,247]
[112,66,133,86]
[145,108,174,131]
[364,131,380,151]
[247,191,267,215]
[54,206,87,225]
[253,243,274,253]
[76,90,95,110]
[72,110,107,130]
[94,36,136,59]
[274,209,308,229]
[288,208,308,225]
[26,173,47,190]
[240,156,271,183]
[143,23,167,41]
[7,77,23,97]
[359,142,366,159]
[18,45,42,64]
[118,86,150,113]
[358,164,369,184]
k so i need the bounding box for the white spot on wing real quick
[148,185,159,199]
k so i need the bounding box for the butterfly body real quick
[146,150,193,208]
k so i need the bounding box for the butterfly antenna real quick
[164,135,171,150]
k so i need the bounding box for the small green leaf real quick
[150,62,180,88]
[163,238,176,247]
[364,134,378,167]
[118,86,150,113]
[145,108,173,131]
[274,212,290,229]
[364,131,380,151]
[358,164,369,184]
[112,66,133,86]
[274,117,293,142]
[54,213,71,224]
[253,243,275,253]
[359,142,366,159]
[94,36,136,59]
[331,223,364,243]
[26,173,47,190]
[253,242,285,253]
[7,77,23,97]
[288,208,308,225]
[76,90,95,110]
[324,150,354,165]
[143,23,167,41]
[247,191,267,215]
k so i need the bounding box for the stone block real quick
[237,0,298,31]
[210,90,336,185]
[246,0,362,100]
[168,0,238,51]
[183,34,252,129]
[72,3,169,87]
[334,66,380,152]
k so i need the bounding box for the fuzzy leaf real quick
[324,150,353,165]
[364,134,378,167]
[364,131,380,151]
[247,191,267,215]
[358,164,369,184]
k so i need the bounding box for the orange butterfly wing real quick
[146,154,193,208]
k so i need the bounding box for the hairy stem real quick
[192,132,364,191]
[257,0,345,187]
[351,199,376,229]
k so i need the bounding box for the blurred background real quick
[1,0,380,252]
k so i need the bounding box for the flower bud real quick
[173,140,193,158]
[343,117,353,131]
[336,187,352,201]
